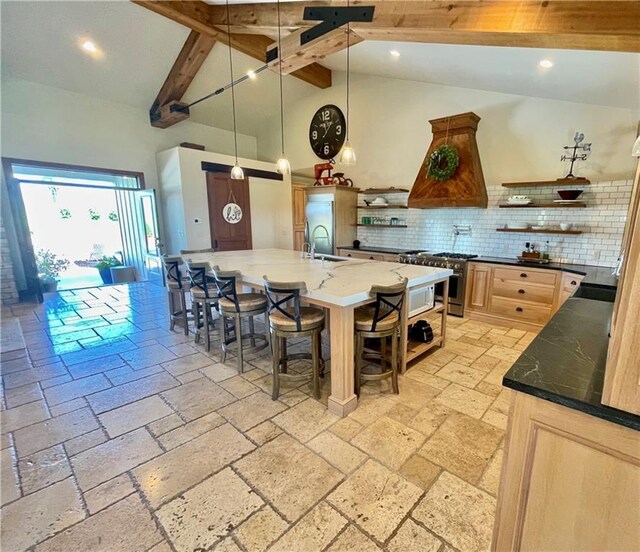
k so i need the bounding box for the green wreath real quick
[427,144,459,181]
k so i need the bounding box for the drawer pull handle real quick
[516,307,524,312]
[369,256,374,260]
[571,280,577,285]
[518,289,525,294]
[520,273,528,278]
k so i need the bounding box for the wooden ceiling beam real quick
[209,0,640,53]
[150,30,218,128]
[267,27,361,76]
[132,0,332,87]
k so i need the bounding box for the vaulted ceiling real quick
[1,1,638,137]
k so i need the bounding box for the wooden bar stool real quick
[161,255,191,336]
[354,278,408,396]
[212,265,269,374]
[185,261,219,352]
[263,277,325,400]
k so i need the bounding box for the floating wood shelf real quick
[356,224,408,228]
[360,188,409,194]
[497,228,583,235]
[499,202,587,208]
[358,204,408,209]
[502,177,591,188]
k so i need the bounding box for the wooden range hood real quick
[408,112,488,209]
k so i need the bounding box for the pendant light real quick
[275,0,291,175]
[338,0,356,166]
[226,0,244,180]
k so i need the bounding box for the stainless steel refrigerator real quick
[305,193,334,255]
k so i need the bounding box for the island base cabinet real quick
[492,392,640,551]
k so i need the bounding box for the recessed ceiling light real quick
[82,40,98,54]
[247,70,257,80]
[539,59,554,68]
[390,50,400,58]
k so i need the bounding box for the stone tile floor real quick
[0,282,537,552]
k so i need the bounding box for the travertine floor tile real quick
[83,473,136,514]
[399,454,441,490]
[0,400,50,435]
[412,471,496,552]
[419,413,503,484]
[1,477,84,551]
[4,382,44,408]
[134,423,254,508]
[218,390,287,432]
[404,369,451,390]
[436,362,486,389]
[156,468,263,552]
[161,378,235,421]
[435,383,494,419]
[479,447,504,496]
[158,411,226,449]
[351,416,424,470]
[443,340,487,360]
[219,375,260,399]
[484,344,522,364]
[235,506,289,552]
[14,407,98,457]
[482,408,508,430]
[245,420,283,446]
[49,397,86,417]
[72,427,162,490]
[329,417,363,441]
[120,343,176,369]
[408,402,452,437]
[65,354,125,379]
[43,374,111,406]
[64,428,107,456]
[273,398,339,442]
[2,362,68,389]
[387,519,442,552]
[161,352,213,376]
[269,501,347,552]
[327,459,422,543]
[325,524,382,551]
[19,444,72,495]
[308,431,367,474]
[98,395,173,437]
[34,493,161,552]
[346,395,396,426]
[234,434,343,522]
[147,413,184,437]
[0,447,20,506]
[201,362,238,382]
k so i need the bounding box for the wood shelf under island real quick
[497,228,583,235]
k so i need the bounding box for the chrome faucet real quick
[301,242,312,259]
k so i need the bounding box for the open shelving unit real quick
[502,177,590,188]
[358,204,408,209]
[496,228,582,235]
[499,202,586,209]
[405,302,447,363]
[360,187,409,194]
[356,224,408,228]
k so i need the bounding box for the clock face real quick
[309,104,347,161]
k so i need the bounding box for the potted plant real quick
[94,256,122,285]
[35,249,70,293]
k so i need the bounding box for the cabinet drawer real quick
[490,296,552,325]
[492,279,555,305]
[562,272,584,293]
[342,250,385,261]
[494,266,558,286]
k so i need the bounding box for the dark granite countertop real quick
[336,245,406,255]
[503,297,639,431]
[471,257,618,289]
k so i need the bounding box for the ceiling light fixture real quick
[390,50,400,58]
[539,59,554,69]
[225,0,244,180]
[275,0,291,175]
[247,70,257,80]
[338,0,356,166]
[82,40,98,53]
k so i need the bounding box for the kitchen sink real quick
[573,285,616,303]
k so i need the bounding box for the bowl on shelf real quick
[560,223,573,231]
[557,189,583,200]
[371,197,388,205]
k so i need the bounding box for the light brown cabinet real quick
[292,184,307,252]
[465,262,587,330]
[336,248,400,262]
[493,392,640,551]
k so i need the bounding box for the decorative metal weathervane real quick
[561,132,591,179]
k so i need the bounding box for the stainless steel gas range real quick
[399,251,478,317]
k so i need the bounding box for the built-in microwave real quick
[408,284,435,318]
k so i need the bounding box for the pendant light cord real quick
[277,0,285,157]
[226,0,239,164]
[346,0,350,142]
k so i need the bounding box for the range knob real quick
[454,263,460,270]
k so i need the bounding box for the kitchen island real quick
[186,249,451,417]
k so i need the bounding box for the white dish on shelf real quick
[371,197,388,205]
[508,223,530,230]
[531,226,546,230]
[507,199,533,205]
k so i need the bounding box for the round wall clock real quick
[309,104,346,160]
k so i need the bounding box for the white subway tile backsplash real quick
[356,179,630,267]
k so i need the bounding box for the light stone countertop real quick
[186,248,452,307]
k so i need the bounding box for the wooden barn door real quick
[206,172,252,251]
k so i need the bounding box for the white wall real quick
[157,147,293,254]
[257,72,638,185]
[1,77,258,192]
